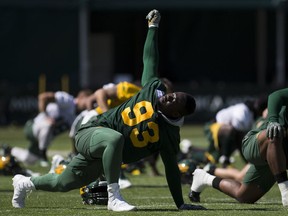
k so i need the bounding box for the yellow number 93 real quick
[121,101,159,147]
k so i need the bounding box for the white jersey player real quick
[11,90,91,167]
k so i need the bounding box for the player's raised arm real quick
[141,9,161,86]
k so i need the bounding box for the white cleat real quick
[12,174,35,208]
[282,196,288,207]
[118,178,132,189]
[191,169,209,193]
[49,154,65,173]
[107,183,136,211]
[280,189,288,206]
[39,160,49,168]
[107,198,137,212]
[278,181,288,206]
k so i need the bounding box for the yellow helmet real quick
[54,164,67,174]
[0,155,10,170]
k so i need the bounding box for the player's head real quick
[244,95,268,119]
[74,89,93,111]
[253,95,268,118]
[157,92,196,119]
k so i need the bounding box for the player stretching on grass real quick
[189,88,288,206]
[12,9,206,212]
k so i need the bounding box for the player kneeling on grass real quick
[11,9,206,212]
[189,88,288,206]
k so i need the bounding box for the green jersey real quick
[79,78,180,163]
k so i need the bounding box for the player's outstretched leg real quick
[189,168,215,202]
[12,174,35,208]
[107,183,136,211]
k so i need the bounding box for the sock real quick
[107,183,121,200]
[212,177,222,190]
[107,183,118,192]
[275,171,288,183]
[208,166,216,175]
[191,169,215,193]
[204,172,215,186]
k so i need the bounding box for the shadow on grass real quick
[10,206,283,213]
[131,185,168,188]
[0,189,13,192]
[136,208,188,212]
[201,200,282,206]
[205,208,279,211]
[185,199,283,212]
[24,207,175,212]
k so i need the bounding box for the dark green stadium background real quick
[0,4,285,124]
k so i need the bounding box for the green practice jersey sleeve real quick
[160,148,184,208]
[268,88,288,122]
[141,27,159,86]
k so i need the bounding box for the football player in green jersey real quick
[189,88,288,206]
[11,9,206,212]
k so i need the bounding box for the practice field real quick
[0,125,286,216]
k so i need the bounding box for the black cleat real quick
[188,190,201,202]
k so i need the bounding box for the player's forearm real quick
[141,27,159,86]
[166,167,184,207]
[161,151,184,207]
[94,89,109,113]
[38,92,55,112]
[268,88,288,122]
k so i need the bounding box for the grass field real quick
[0,125,287,216]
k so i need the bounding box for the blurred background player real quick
[68,81,142,157]
[10,90,92,167]
[201,106,268,181]
[187,89,288,206]
[184,97,267,168]
[200,102,268,179]
[52,81,142,189]
[0,143,39,177]
[177,96,267,185]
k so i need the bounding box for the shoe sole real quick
[107,202,137,212]
[107,206,137,212]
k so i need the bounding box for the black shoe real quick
[188,190,201,202]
